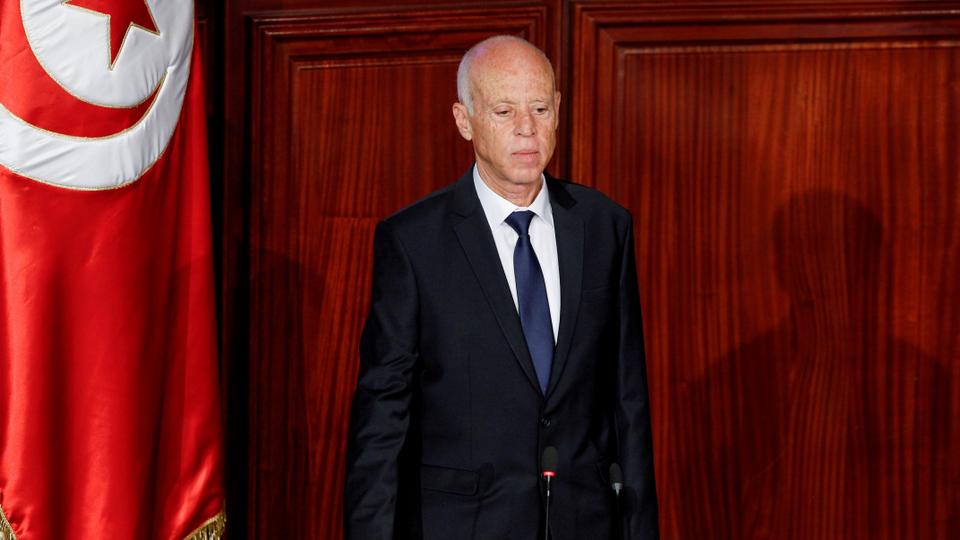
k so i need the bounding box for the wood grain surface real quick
[571,2,960,538]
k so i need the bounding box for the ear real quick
[452,102,473,141]
[553,91,562,129]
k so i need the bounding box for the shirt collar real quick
[473,164,554,230]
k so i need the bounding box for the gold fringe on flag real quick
[0,502,223,540]
[0,502,15,540]
[184,508,226,540]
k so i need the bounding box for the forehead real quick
[471,47,555,102]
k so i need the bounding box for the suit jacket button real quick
[540,417,552,428]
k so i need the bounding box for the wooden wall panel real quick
[570,2,960,538]
[208,1,960,537]
[243,7,547,537]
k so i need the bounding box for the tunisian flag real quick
[0,0,225,537]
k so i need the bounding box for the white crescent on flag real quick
[0,0,193,190]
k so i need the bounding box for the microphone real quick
[541,446,558,540]
[609,462,623,497]
[542,446,558,479]
[609,462,624,540]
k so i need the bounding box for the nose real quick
[515,111,535,136]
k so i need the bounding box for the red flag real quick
[0,0,225,537]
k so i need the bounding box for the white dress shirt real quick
[474,166,561,342]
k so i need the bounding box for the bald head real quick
[456,35,556,115]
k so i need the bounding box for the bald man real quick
[344,36,659,540]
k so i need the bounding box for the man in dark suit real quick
[344,35,659,540]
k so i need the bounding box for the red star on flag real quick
[65,0,160,68]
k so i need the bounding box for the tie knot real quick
[505,210,536,236]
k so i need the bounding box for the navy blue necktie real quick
[505,210,554,393]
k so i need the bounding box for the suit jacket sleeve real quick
[344,220,419,540]
[617,213,660,539]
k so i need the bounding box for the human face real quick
[453,46,560,201]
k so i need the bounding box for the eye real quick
[535,107,549,114]
[494,109,511,117]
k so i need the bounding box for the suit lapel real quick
[449,171,542,395]
[545,176,583,400]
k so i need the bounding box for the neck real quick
[477,165,543,207]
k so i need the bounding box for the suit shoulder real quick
[379,182,456,233]
[551,177,632,222]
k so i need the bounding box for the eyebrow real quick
[491,99,551,106]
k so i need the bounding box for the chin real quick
[507,166,545,184]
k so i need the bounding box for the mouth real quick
[512,150,540,162]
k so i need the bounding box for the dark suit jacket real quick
[344,169,659,540]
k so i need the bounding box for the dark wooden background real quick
[198,0,960,537]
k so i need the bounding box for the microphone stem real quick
[544,475,551,540]
[614,490,622,540]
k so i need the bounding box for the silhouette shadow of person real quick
[675,190,953,539]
